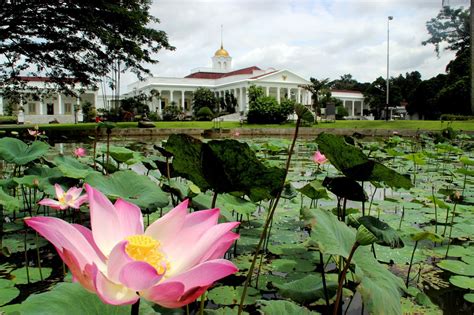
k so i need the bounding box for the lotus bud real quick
[356,225,377,246]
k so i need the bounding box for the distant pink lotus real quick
[26,185,239,307]
[38,184,88,210]
[28,128,43,137]
[313,151,328,165]
[74,147,87,157]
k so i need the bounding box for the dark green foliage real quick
[316,133,413,189]
[192,87,219,116]
[299,77,330,115]
[81,101,96,122]
[120,93,150,115]
[196,106,214,121]
[164,134,285,201]
[0,138,50,165]
[335,105,348,119]
[351,216,404,248]
[247,96,295,124]
[0,0,174,91]
[161,104,182,121]
[322,176,367,201]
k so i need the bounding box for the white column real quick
[361,101,364,116]
[0,95,3,115]
[297,88,301,103]
[57,92,63,114]
[239,88,243,112]
[287,87,290,99]
[245,87,249,112]
[39,97,44,115]
[181,90,185,110]
[276,87,280,104]
[157,90,162,115]
[266,86,269,96]
[351,101,355,116]
[170,90,174,105]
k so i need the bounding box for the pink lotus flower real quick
[74,147,87,157]
[38,184,88,210]
[26,185,239,307]
[28,128,43,137]
[313,151,328,165]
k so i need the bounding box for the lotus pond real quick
[0,125,473,315]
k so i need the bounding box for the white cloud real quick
[117,0,469,92]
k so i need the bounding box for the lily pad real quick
[257,300,319,314]
[3,282,153,314]
[207,286,260,306]
[0,278,20,306]
[54,156,95,179]
[85,170,169,209]
[0,138,49,165]
[273,274,337,304]
[449,275,474,289]
[437,259,474,276]
[11,267,52,284]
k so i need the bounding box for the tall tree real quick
[0,1,174,91]
[422,5,472,114]
[192,87,219,116]
[299,77,330,115]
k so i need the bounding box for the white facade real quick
[126,45,314,116]
[331,90,366,118]
[0,78,97,123]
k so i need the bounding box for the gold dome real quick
[214,45,230,57]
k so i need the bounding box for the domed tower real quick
[212,43,232,72]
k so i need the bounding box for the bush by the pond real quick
[0,116,17,124]
[247,97,295,124]
[162,104,183,121]
[440,114,474,121]
[196,106,214,121]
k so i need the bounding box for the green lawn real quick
[0,120,472,132]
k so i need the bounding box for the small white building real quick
[126,44,314,116]
[330,90,366,118]
[0,77,98,123]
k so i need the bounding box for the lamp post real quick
[386,16,393,121]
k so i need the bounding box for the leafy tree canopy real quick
[422,6,470,56]
[0,0,174,91]
[299,77,330,115]
[192,87,219,116]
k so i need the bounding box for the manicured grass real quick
[0,120,472,132]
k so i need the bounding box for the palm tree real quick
[299,77,330,116]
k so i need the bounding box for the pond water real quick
[1,133,473,314]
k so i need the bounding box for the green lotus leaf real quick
[464,293,474,303]
[0,278,19,306]
[315,133,412,189]
[3,282,153,314]
[11,267,52,284]
[85,170,169,209]
[309,208,355,258]
[297,180,329,200]
[0,187,20,212]
[104,146,135,163]
[54,156,95,179]
[273,274,337,304]
[257,300,319,315]
[460,156,474,166]
[0,138,49,165]
[216,194,256,217]
[409,231,444,243]
[352,216,404,248]
[295,104,314,123]
[322,176,367,201]
[207,286,260,306]
[449,275,474,290]
[437,259,474,276]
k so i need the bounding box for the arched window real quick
[218,61,222,68]
[223,61,227,69]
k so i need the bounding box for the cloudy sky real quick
[121,0,470,91]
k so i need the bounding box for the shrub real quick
[440,114,474,121]
[162,105,182,121]
[0,116,17,124]
[196,106,214,121]
[336,106,349,120]
[247,97,295,124]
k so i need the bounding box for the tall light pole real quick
[386,16,393,121]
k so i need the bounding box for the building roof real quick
[331,89,363,94]
[184,66,261,79]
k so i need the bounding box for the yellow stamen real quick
[125,235,169,275]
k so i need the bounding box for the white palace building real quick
[0,44,366,123]
[126,44,367,118]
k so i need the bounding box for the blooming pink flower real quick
[26,185,239,307]
[28,129,43,137]
[313,151,328,165]
[74,147,87,157]
[38,184,88,210]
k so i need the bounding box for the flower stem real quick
[237,117,301,315]
[131,299,140,315]
[333,242,360,315]
[406,240,418,287]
